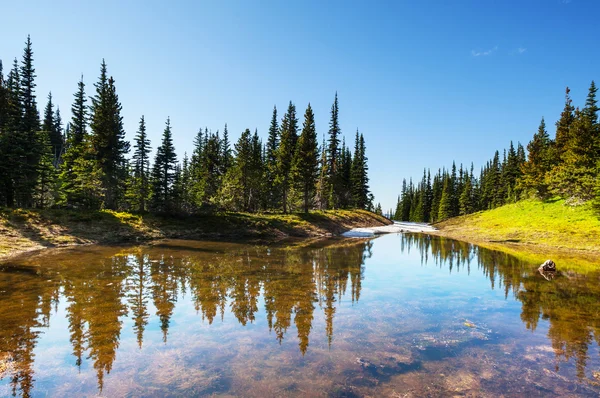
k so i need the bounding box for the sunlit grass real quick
[436,198,600,254]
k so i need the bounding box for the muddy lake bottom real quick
[1,233,599,397]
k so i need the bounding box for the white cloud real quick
[471,46,498,57]
[517,47,527,54]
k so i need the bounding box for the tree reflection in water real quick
[0,235,599,397]
[0,239,371,396]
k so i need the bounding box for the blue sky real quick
[1,0,598,211]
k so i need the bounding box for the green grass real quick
[436,199,600,253]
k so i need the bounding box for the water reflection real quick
[403,234,600,380]
[0,235,599,397]
[0,239,371,396]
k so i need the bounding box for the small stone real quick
[538,259,556,272]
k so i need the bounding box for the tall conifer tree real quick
[132,116,151,211]
[150,118,177,212]
[275,101,298,213]
[90,61,130,209]
[292,103,319,213]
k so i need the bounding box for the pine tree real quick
[265,106,280,209]
[554,87,575,161]
[18,36,41,207]
[291,103,319,213]
[583,80,598,125]
[34,129,57,208]
[219,128,261,211]
[221,123,233,175]
[437,174,452,221]
[188,128,204,210]
[131,116,151,211]
[327,92,341,208]
[89,61,130,209]
[521,118,553,198]
[53,107,63,166]
[150,118,177,212]
[0,60,6,206]
[60,76,89,207]
[275,101,298,213]
[459,174,474,215]
[314,138,328,210]
[42,92,63,166]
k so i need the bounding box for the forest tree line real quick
[394,82,600,222]
[0,36,372,214]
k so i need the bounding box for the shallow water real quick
[1,234,599,397]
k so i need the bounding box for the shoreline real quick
[0,208,391,262]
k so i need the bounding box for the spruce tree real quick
[221,123,233,175]
[265,106,280,209]
[554,87,575,161]
[583,80,598,125]
[150,118,177,212]
[291,103,319,213]
[19,36,41,207]
[189,128,205,210]
[314,138,328,210]
[0,60,6,206]
[89,61,130,209]
[521,118,552,198]
[437,174,452,221]
[132,116,151,211]
[275,101,298,213]
[326,92,341,208]
[1,59,25,207]
[459,174,474,215]
[42,92,63,166]
[60,76,88,206]
[35,129,57,208]
[53,107,63,166]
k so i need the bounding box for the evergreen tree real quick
[327,92,341,208]
[150,118,177,212]
[202,129,223,204]
[34,129,57,208]
[521,118,553,198]
[275,101,298,213]
[131,116,151,211]
[554,87,575,161]
[459,173,474,215]
[53,107,63,166]
[437,174,452,221]
[42,92,63,166]
[220,123,233,175]
[314,138,328,210]
[583,80,598,125]
[265,106,280,209]
[219,129,263,211]
[89,61,130,209]
[189,128,205,209]
[18,36,41,207]
[291,103,319,213]
[60,76,89,206]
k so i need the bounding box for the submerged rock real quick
[538,259,556,272]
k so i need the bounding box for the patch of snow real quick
[342,221,436,238]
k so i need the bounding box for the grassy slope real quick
[0,208,390,260]
[434,199,600,254]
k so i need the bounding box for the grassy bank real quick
[0,208,390,260]
[433,199,600,255]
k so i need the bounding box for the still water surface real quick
[1,234,599,397]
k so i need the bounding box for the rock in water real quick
[538,259,556,272]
